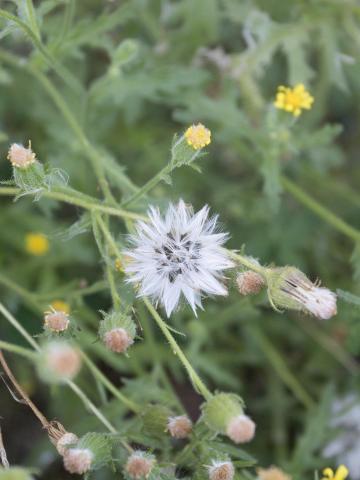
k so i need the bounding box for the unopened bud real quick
[208,461,235,480]
[267,267,337,319]
[236,271,265,295]
[63,448,93,475]
[167,415,192,439]
[125,451,155,479]
[39,341,81,383]
[142,404,172,439]
[56,432,79,456]
[44,311,69,333]
[226,414,256,444]
[201,393,244,434]
[99,311,136,354]
[257,466,292,480]
[7,143,36,169]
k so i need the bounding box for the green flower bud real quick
[63,433,112,475]
[99,311,136,354]
[141,404,173,439]
[201,393,244,434]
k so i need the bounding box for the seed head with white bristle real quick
[125,200,233,317]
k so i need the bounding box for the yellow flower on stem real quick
[274,83,314,117]
[322,465,349,480]
[50,300,71,315]
[184,123,211,150]
[25,233,49,256]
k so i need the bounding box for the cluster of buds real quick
[266,266,337,320]
[37,340,82,383]
[201,393,256,444]
[99,310,136,354]
[208,460,235,480]
[125,451,156,479]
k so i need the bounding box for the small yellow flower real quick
[322,465,349,480]
[257,466,292,480]
[25,233,49,256]
[184,123,211,150]
[50,300,70,315]
[115,258,123,272]
[274,83,314,117]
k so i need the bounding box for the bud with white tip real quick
[7,141,47,194]
[202,393,255,444]
[56,432,79,456]
[208,460,235,480]
[7,143,36,169]
[125,451,155,479]
[63,448,93,475]
[99,310,136,354]
[236,270,265,295]
[167,415,193,439]
[44,310,70,333]
[267,266,337,320]
[37,340,82,383]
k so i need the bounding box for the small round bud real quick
[39,341,82,383]
[7,143,36,169]
[104,328,133,353]
[99,311,136,354]
[44,311,69,333]
[226,414,256,444]
[236,271,265,295]
[56,432,79,456]
[167,415,193,439]
[257,466,292,480]
[201,393,244,434]
[142,404,173,439]
[125,451,155,479]
[63,448,93,475]
[208,461,235,480]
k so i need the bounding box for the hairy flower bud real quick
[142,404,173,439]
[226,414,256,444]
[267,267,337,319]
[7,143,36,169]
[44,311,69,333]
[167,415,193,439]
[99,311,136,354]
[63,448,93,475]
[236,271,265,295]
[208,460,235,480]
[38,341,81,383]
[56,432,79,456]
[257,466,292,480]
[125,451,155,479]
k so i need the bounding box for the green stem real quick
[121,166,170,208]
[0,186,146,221]
[0,340,36,359]
[81,352,140,413]
[281,176,360,243]
[144,298,212,401]
[226,250,266,275]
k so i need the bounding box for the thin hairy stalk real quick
[95,214,123,258]
[227,250,266,274]
[80,352,140,413]
[0,10,82,94]
[281,176,360,242]
[121,165,170,208]
[144,298,213,401]
[0,186,146,221]
[249,326,315,409]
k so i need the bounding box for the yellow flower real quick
[25,233,49,256]
[322,465,349,480]
[274,83,314,116]
[50,300,71,315]
[257,466,292,480]
[184,123,211,150]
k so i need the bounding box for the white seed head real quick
[226,414,256,444]
[125,451,155,479]
[125,200,233,317]
[208,460,235,480]
[236,271,264,295]
[302,286,337,320]
[45,342,82,380]
[56,432,79,456]
[103,327,134,353]
[63,448,93,474]
[44,311,69,333]
[7,143,36,169]
[167,415,193,439]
